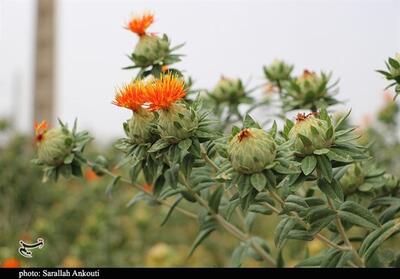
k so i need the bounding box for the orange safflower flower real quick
[146,74,186,111]
[2,258,20,268]
[143,183,154,193]
[125,12,154,36]
[113,80,148,112]
[34,120,48,143]
[85,169,98,181]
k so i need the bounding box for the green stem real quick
[79,156,197,220]
[327,197,365,267]
[178,173,276,267]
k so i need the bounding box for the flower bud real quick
[339,164,365,194]
[389,53,400,77]
[263,59,293,83]
[289,113,333,155]
[211,77,245,102]
[158,103,198,142]
[36,127,73,166]
[128,109,156,144]
[228,128,276,174]
[134,34,169,66]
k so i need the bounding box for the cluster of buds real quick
[114,74,198,144]
[228,127,276,174]
[288,112,333,156]
[263,59,293,87]
[125,12,183,69]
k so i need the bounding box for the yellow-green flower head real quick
[339,164,365,195]
[34,121,73,166]
[228,128,276,174]
[264,59,293,82]
[211,76,245,102]
[289,113,333,155]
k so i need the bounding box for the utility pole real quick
[33,0,55,128]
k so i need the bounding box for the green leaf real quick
[301,156,317,175]
[327,148,353,163]
[208,186,224,214]
[231,125,241,137]
[105,176,121,198]
[298,133,312,146]
[161,197,183,226]
[178,138,192,151]
[188,218,216,257]
[164,164,179,189]
[250,173,267,192]
[243,114,261,129]
[360,219,400,261]
[283,119,294,139]
[334,109,351,130]
[148,138,170,153]
[388,57,400,69]
[325,126,334,139]
[313,148,330,155]
[230,243,248,267]
[63,153,74,164]
[316,155,333,182]
[338,201,380,229]
[274,217,297,248]
[317,178,343,202]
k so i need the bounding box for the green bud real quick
[128,109,156,144]
[37,128,73,166]
[134,35,169,66]
[158,103,198,142]
[228,128,276,174]
[263,59,293,82]
[211,77,245,102]
[388,53,400,77]
[339,164,365,195]
[289,113,333,155]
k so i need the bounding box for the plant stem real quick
[200,144,220,172]
[327,197,365,267]
[79,157,197,220]
[178,173,276,267]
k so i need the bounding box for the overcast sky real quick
[1,0,399,144]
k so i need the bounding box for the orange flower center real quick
[296,112,318,122]
[238,128,252,142]
[34,120,48,143]
[146,74,186,111]
[113,80,148,112]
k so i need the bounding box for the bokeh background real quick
[1,0,400,267]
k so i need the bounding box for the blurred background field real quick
[1,0,400,267]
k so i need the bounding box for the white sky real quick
[0,0,399,144]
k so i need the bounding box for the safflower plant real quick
[33,12,400,268]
